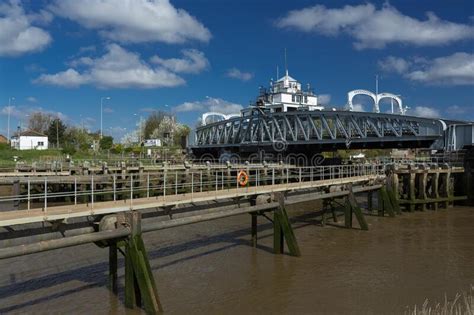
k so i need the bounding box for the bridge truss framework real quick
[192,110,445,156]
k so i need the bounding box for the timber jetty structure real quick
[0,161,470,313]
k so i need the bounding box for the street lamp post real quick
[100,96,111,139]
[7,97,14,143]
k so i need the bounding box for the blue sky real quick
[1,0,473,141]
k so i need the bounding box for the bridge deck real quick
[0,174,380,227]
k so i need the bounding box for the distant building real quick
[10,130,48,150]
[0,134,7,144]
[144,139,162,147]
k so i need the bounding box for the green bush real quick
[62,145,76,155]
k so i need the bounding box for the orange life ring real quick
[237,170,249,187]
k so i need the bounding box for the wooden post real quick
[378,186,395,217]
[124,211,163,314]
[346,189,368,230]
[251,213,257,248]
[432,170,439,211]
[273,210,283,254]
[409,168,416,212]
[418,167,428,211]
[273,193,300,256]
[367,191,373,214]
[109,241,118,294]
[344,200,352,228]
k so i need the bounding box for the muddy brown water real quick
[0,204,473,314]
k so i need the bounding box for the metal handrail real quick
[0,164,385,211]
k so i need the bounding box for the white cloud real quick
[150,49,209,74]
[380,52,474,86]
[35,44,186,89]
[409,106,440,118]
[406,53,474,85]
[225,68,253,81]
[0,0,52,56]
[175,97,242,114]
[446,105,467,115]
[276,3,474,49]
[378,56,410,74]
[139,107,157,113]
[49,0,211,44]
[26,96,37,103]
[1,105,68,122]
[352,104,366,112]
[318,94,331,105]
[103,107,114,113]
[1,105,22,119]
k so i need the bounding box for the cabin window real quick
[38,141,44,146]
[296,95,301,103]
[275,108,282,112]
[288,107,296,112]
[292,95,295,102]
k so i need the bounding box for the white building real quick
[10,130,48,150]
[242,69,325,116]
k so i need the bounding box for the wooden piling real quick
[251,213,257,247]
[109,241,118,294]
[272,193,300,256]
[123,211,163,314]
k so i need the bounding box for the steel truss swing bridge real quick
[192,110,447,157]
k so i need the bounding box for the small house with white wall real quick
[10,130,48,150]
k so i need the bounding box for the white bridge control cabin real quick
[243,70,324,116]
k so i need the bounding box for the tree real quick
[100,135,114,150]
[47,118,67,148]
[28,112,52,134]
[64,127,93,151]
[173,124,191,147]
[143,111,169,139]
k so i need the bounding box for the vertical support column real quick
[418,166,428,211]
[272,193,300,256]
[447,168,453,208]
[431,169,439,211]
[344,199,352,228]
[408,166,416,212]
[378,186,395,217]
[251,213,257,248]
[440,165,450,209]
[109,241,118,294]
[124,211,163,314]
[27,179,31,211]
[44,177,48,214]
[367,191,373,214]
[12,179,20,210]
[273,209,283,254]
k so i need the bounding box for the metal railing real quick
[0,164,385,212]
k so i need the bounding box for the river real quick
[0,205,473,314]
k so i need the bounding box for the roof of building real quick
[0,134,7,142]
[15,130,47,137]
[276,70,297,82]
